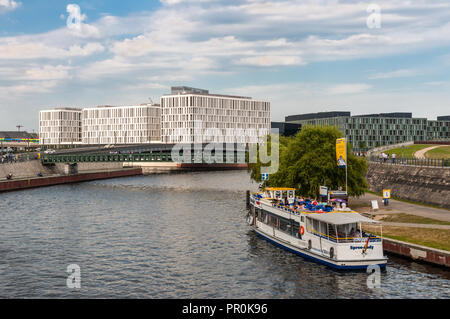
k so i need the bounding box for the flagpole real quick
[345,137,348,194]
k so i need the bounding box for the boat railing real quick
[306,227,382,243]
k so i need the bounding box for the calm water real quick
[0,171,449,298]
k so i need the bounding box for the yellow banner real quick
[336,138,347,167]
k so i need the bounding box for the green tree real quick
[248,125,368,198]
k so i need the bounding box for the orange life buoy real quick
[299,226,305,235]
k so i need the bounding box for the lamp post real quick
[401,146,406,164]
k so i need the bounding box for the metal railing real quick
[306,227,382,243]
[368,155,450,168]
[41,151,246,165]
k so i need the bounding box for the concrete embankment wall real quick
[0,160,126,180]
[366,163,450,209]
[0,168,142,193]
[383,238,450,268]
[0,160,60,179]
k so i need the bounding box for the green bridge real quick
[41,151,247,165]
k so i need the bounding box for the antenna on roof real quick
[16,125,23,132]
[148,97,154,105]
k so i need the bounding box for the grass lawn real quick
[383,144,430,158]
[378,213,450,226]
[424,146,450,159]
[364,225,450,251]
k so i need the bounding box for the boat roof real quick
[265,187,296,191]
[307,212,379,225]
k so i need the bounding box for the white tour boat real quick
[248,187,388,270]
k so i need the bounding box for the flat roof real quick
[163,92,254,100]
[285,111,351,122]
[307,212,379,225]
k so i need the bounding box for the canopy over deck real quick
[308,212,380,225]
[265,187,296,191]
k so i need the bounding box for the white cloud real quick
[0,40,104,60]
[237,55,305,67]
[2,0,450,129]
[369,69,418,80]
[0,0,20,14]
[328,83,372,95]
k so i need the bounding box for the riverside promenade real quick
[351,193,450,268]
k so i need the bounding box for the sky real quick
[0,0,450,132]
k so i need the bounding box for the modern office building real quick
[285,111,450,151]
[39,108,82,145]
[160,87,271,144]
[271,122,302,137]
[82,104,161,145]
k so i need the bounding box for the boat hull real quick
[254,227,387,270]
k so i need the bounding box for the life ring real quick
[299,226,305,236]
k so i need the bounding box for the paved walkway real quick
[351,193,450,222]
[414,145,443,159]
[381,222,450,229]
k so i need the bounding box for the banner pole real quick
[345,137,348,194]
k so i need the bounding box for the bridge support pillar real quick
[63,163,78,175]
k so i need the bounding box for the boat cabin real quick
[264,187,296,205]
[305,212,382,243]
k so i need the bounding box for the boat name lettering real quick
[350,245,374,250]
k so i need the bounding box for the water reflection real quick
[0,170,448,298]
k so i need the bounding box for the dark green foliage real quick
[248,125,368,198]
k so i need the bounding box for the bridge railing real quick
[368,155,450,168]
[41,151,246,164]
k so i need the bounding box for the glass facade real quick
[286,112,450,151]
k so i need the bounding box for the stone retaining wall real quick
[366,163,450,209]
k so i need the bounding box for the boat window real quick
[279,218,290,233]
[328,224,337,239]
[292,221,300,238]
[301,216,304,223]
[269,215,278,228]
[258,210,268,224]
[319,222,328,236]
[306,217,312,232]
[313,219,319,232]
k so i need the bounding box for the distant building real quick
[160,86,271,144]
[285,111,450,151]
[0,131,36,140]
[271,122,301,137]
[39,108,82,145]
[82,104,161,145]
[437,116,450,121]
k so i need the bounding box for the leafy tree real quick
[359,141,367,150]
[248,125,368,198]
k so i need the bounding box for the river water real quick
[0,170,448,298]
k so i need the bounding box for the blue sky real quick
[1,0,450,131]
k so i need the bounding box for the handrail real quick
[306,227,381,243]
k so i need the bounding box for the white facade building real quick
[161,87,271,143]
[82,104,161,145]
[39,108,82,145]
